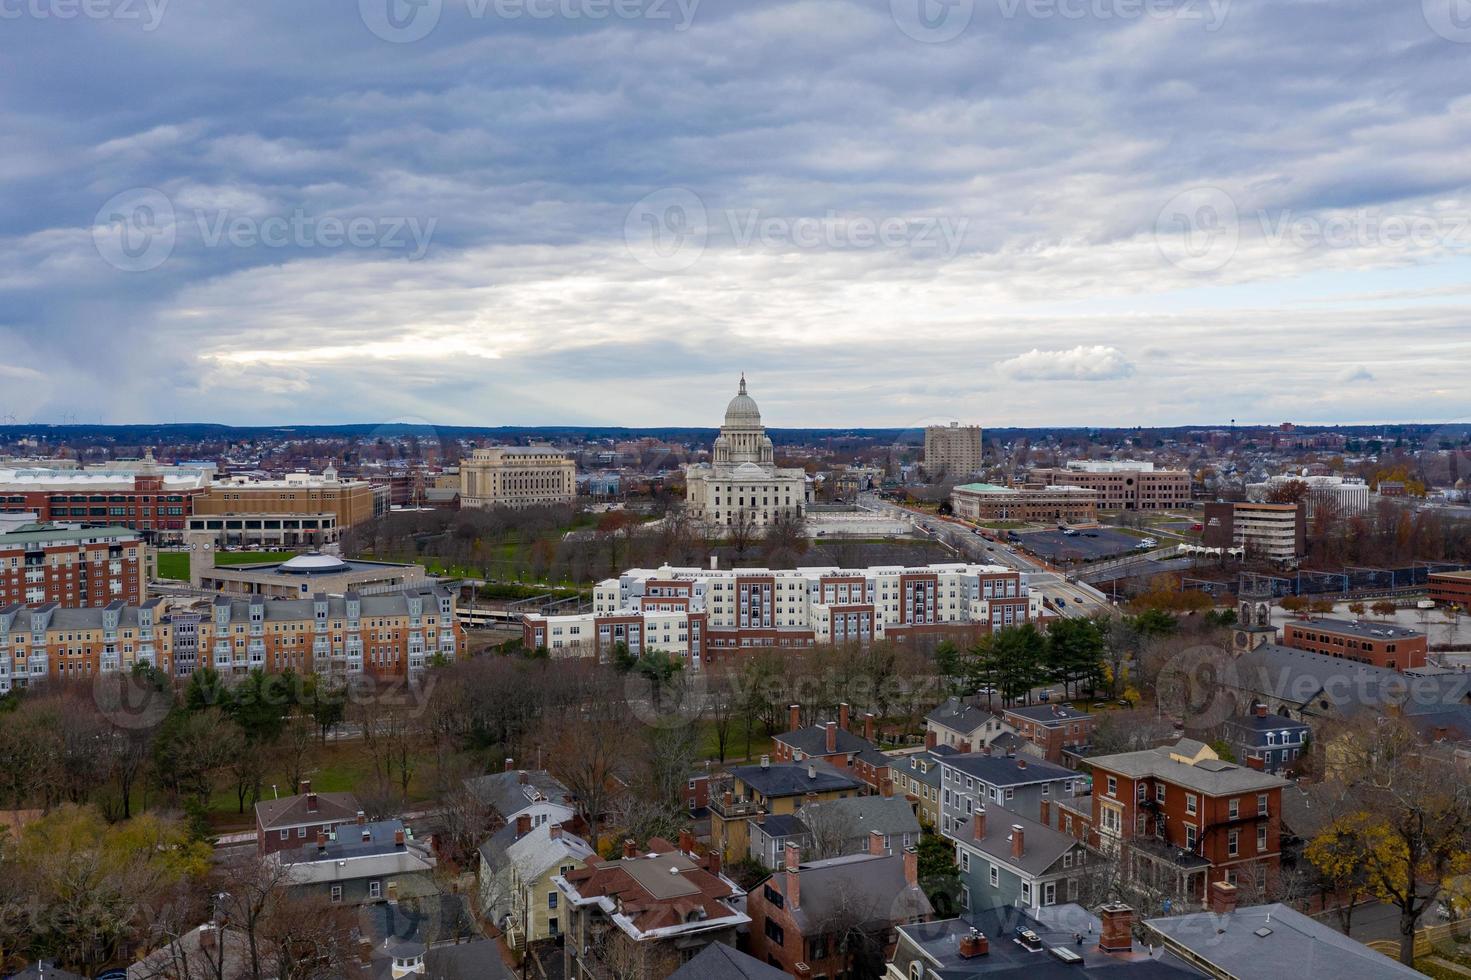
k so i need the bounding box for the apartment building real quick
[0,523,148,607]
[1282,618,1427,671]
[1201,501,1306,563]
[1028,461,1191,511]
[0,589,463,691]
[936,753,1083,839]
[1085,739,1288,903]
[925,423,984,478]
[460,447,576,510]
[1001,704,1095,763]
[950,483,1097,523]
[521,562,1035,662]
[196,468,380,529]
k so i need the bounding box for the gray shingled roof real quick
[463,770,573,819]
[670,942,789,980]
[1086,741,1289,796]
[927,696,993,734]
[1144,903,1422,979]
[798,795,921,839]
[768,852,933,932]
[954,808,1079,877]
[941,753,1077,788]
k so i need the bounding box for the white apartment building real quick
[521,562,1038,662]
[461,447,576,510]
[685,376,808,528]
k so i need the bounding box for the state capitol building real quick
[685,375,809,527]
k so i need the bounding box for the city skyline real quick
[2,2,1468,427]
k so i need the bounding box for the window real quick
[369,881,382,899]
[1043,881,1056,906]
[989,864,999,887]
[1257,825,1268,851]
[548,891,558,909]
[1185,793,1197,816]
[280,829,289,840]
[548,917,559,935]
[1229,798,1239,819]
[1062,852,1072,868]
[1156,783,1166,803]
[1257,793,1268,817]
[1021,881,1032,905]
[960,851,970,872]
[1185,825,1197,850]
[1228,831,1239,857]
[1106,776,1117,797]
[763,919,785,945]
[330,885,342,903]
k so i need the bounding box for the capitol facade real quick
[685,375,809,527]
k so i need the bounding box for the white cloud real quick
[996,346,1137,382]
[1338,366,1375,383]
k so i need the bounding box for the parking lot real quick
[1013,527,1147,562]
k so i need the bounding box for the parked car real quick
[1038,689,1056,702]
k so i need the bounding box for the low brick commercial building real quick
[1429,570,1471,607]
[950,483,1098,524]
[1282,617,1427,670]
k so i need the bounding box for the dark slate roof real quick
[730,760,863,798]
[927,696,993,734]
[9,962,88,980]
[254,789,361,832]
[1230,643,1471,716]
[941,753,1077,788]
[669,942,789,980]
[1006,704,1092,726]
[1144,903,1422,979]
[799,795,921,839]
[765,852,933,932]
[752,813,807,839]
[1226,711,1312,734]
[774,724,880,760]
[956,808,1080,877]
[463,770,573,819]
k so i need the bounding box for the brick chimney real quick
[959,739,971,754]
[785,842,801,910]
[622,838,637,859]
[825,722,837,754]
[1098,903,1134,952]
[868,830,885,856]
[1016,758,1027,770]
[903,846,918,886]
[679,829,694,855]
[1010,824,1025,860]
[356,809,367,825]
[958,928,989,958]
[839,702,850,732]
[516,814,531,836]
[864,712,875,742]
[1039,799,1051,828]
[1254,702,1268,718]
[706,850,722,878]
[789,703,801,732]
[517,770,529,785]
[303,780,318,813]
[549,823,562,840]
[394,829,406,847]
[1209,880,1239,916]
[504,756,515,771]
[925,730,937,750]
[881,779,894,799]
[972,808,986,841]
[722,790,733,809]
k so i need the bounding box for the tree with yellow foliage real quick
[1306,720,1471,965]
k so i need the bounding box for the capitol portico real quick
[685,375,809,528]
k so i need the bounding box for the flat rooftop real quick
[1286,618,1422,640]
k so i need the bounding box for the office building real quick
[461,447,577,510]
[1281,617,1427,671]
[196,468,380,529]
[1201,501,1306,563]
[1028,461,1191,511]
[951,483,1097,523]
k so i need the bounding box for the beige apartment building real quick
[1028,461,1191,511]
[196,469,379,529]
[461,447,576,510]
[951,483,1098,523]
[924,423,984,479]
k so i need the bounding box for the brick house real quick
[254,780,362,857]
[1000,704,1094,763]
[1085,739,1288,904]
[771,702,893,792]
[746,837,931,977]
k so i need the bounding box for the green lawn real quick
[156,550,299,581]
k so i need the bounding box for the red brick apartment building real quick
[0,468,204,540]
[746,839,931,977]
[1282,618,1427,671]
[0,524,147,607]
[1084,740,1288,903]
[1001,703,1095,763]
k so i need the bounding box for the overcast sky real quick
[2,0,1469,429]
